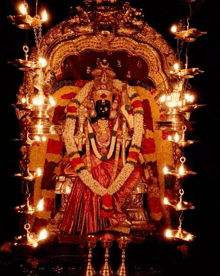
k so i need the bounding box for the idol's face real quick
[95,100,111,118]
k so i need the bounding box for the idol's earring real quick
[109,100,118,119]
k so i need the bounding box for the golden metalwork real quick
[116,236,132,276]
[85,235,98,276]
[99,234,114,276]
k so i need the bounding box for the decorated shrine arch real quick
[42,36,172,97]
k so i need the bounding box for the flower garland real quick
[87,118,119,161]
[63,80,144,196]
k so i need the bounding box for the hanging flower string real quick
[63,80,144,196]
[87,118,119,161]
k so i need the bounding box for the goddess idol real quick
[59,59,161,235]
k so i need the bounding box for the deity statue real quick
[57,59,161,235]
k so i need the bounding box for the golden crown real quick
[92,59,116,93]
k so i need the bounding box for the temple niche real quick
[14,0,178,239]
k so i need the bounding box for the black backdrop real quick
[0,0,219,272]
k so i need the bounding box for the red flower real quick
[67,105,77,113]
[71,157,84,169]
[141,138,155,154]
[132,100,142,108]
[75,80,89,87]
[100,232,114,242]
[150,89,157,95]
[61,92,76,99]
[160,114,166,120]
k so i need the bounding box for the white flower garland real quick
[63,80,144,196]
[87,118,119,160]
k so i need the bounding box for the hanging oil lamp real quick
[167,126,196,147]
[8,1,48,30]
[170,21,206,43]
[14,223,48,248]
[163,157,196,179]
[165,217,194,242]
[14,196,44,215]
[163,189,195,211]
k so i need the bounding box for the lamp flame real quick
[36,168,42,177]
[41,10,48,22]
[160,94,166,103]
[33,94,45,106]
[49,96,56,106]
[164,197,169,205]
[165,229,172,238]
[37,198,44,211]
[173,62,180,72]
[38,57,47,68]
[38,229,48,241]
[178,164,185,176]
[19,3,28,15]
[163,165,169,175]
[171,24,177,33]
[174,133,180,142]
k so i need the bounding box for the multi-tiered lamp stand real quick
[157,0,206,242]
[8,0,56,248]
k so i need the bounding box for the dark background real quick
[0,0,219,273]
